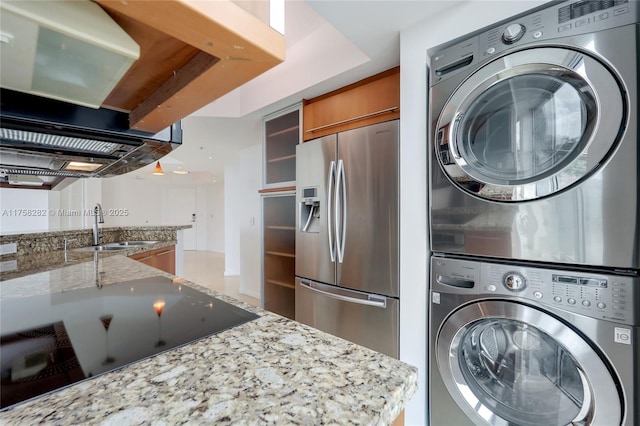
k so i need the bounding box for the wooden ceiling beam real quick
[93,0,286,132]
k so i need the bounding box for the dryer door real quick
[435,47,625,201]
[436,300,622,426]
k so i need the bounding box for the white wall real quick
[207,183,225,252]
[101,174,223,251]
[0,188,50,233]
[0,179,102,233]
[47,190,61,230]
[399,1,547,424]
[238,144,262,299]
[101,175,163,226]
[223,143,263,299]
[224,157,241,275]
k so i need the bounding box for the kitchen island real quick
[0,254,418,424]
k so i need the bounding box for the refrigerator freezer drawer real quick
[295,278,399,358]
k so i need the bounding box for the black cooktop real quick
[0,276,259,410]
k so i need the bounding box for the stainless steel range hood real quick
[0,89,182,190]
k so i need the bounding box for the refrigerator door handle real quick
[327,160,337,262]
[336,159,347,263]
[298,280,387,308]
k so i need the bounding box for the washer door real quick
[436,300,622,426]
[435,47,625,201]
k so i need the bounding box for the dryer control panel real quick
[431,256,639,326]
[428,0,638,85]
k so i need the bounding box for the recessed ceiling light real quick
[208,156,212,159]
[172,170,189,175]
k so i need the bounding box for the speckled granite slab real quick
[0,241,176,281]
[0,256,418,425]
[0,225,191,256]
[0,225,191,280]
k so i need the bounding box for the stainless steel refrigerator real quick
[295,120,399,358]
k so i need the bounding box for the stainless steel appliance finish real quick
[428,0,640,269]
[429,255,639,426]
[0,89,182,189]
[295,120,399,358]
[296,278,399,358]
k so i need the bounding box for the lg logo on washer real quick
[615,327,632,345]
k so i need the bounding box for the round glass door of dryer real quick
[458,73,593,183]
[436,301,622,426]
[435,47,626,202]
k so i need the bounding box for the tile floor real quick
[181,250,260,307]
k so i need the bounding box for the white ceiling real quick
[140,0,461,182]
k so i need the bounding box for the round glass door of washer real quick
[436,301,622,426]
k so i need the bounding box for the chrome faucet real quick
[92,203,105,246]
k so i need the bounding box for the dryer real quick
[428,0,639,269]
[429,255,639,426]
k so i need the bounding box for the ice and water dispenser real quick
[299,187,320,233]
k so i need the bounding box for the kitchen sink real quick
[72,241,159,252]
[105,241,159,247]
[72,245,130,252]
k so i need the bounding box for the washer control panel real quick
[431,256,639,326]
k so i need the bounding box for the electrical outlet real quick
[0,243,17,255]
[0,259,17,272]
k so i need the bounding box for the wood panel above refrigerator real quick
[302,67,400,141]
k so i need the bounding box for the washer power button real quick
[503,272,526,291]
[502,23,526,44]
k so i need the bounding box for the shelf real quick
[267,125,299,138]
[267,154,296,163]
[265,251,295,258]
[259,186,296,194]
[265,279,295,290]
[263,105,299,189]
[262,185,296,319]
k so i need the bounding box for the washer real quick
[429,255,639,426]
[427,0,639,269]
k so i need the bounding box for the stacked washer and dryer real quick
[427,1,639,425]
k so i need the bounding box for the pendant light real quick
[153,161,164,175]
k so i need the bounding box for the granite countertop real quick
[0,256,418,425]
[0,225,190,280]
[0,241,176,281]
[0,225,192,239]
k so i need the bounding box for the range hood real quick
[0,0,139,108]
[0,89,182,190]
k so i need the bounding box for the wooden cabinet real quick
[302,66,399,141]
[262,192,296,319]
[129,245,176,275]
[263,103,301,189]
